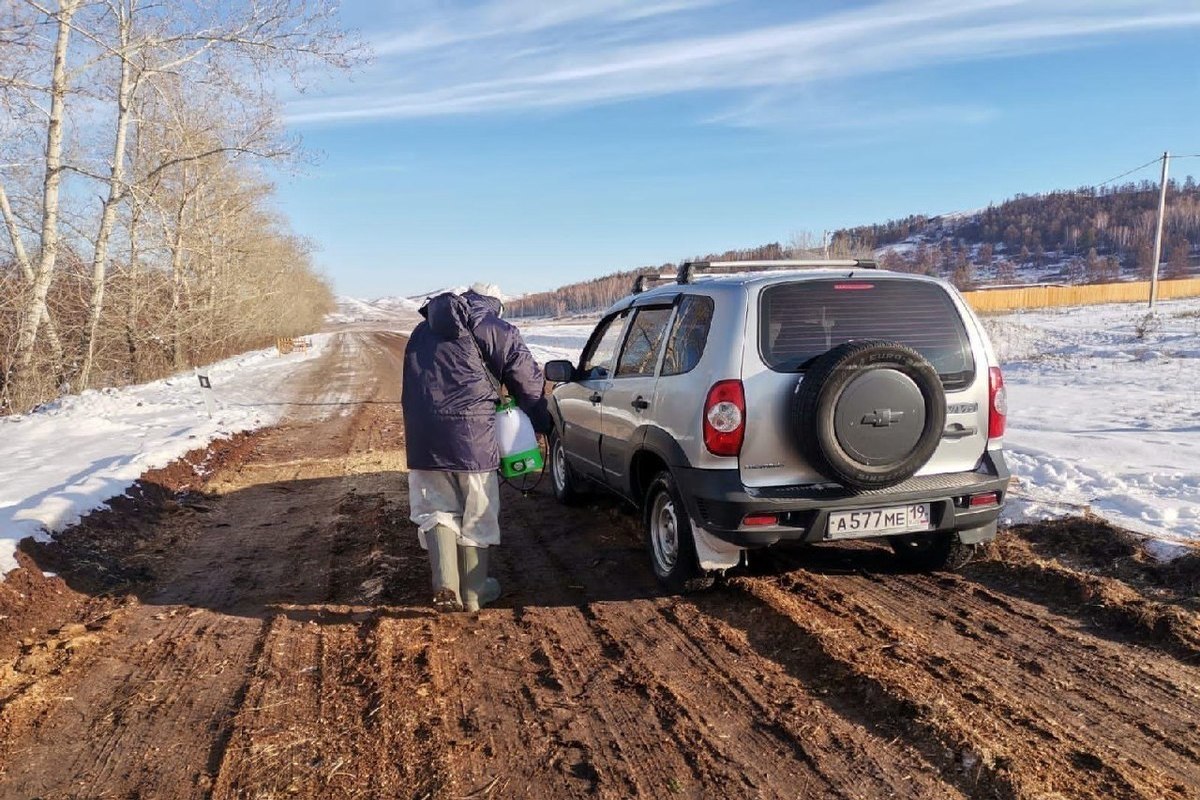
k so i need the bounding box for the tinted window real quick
[760,279,974,388]
[616,307,672,377]
[662,295,714,376]
[582,311,628,375]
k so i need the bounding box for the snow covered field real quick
[520,321,600,364]
[0,337,331,574]
[986,300,1200,553]
[519,298,1200,551]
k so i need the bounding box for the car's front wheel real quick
[549,430,584,505]
[888,531,974,571]
[644,471,713,592]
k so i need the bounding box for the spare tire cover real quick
[791,340,946,490]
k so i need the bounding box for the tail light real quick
[969,492,1000,508]
[988,366,1007,439]
[704,380,745,457]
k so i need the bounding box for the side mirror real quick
[544,360,576,383]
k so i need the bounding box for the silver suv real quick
[542,260,1010,590]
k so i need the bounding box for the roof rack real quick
[677,259,876,284]
[631,273,676,294]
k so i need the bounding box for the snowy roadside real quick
[0,335,333,574]
[985,299,1200,555]
[518,298,1200,553]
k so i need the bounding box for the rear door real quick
[648,293,718,465]
[599,305,674,492]
[739,277,989,488]
[555,310,630,480]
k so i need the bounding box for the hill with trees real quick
[507,178,1199,318]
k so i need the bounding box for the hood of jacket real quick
[420,290,503,340]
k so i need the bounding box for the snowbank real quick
[988,300,1200,548]
[0,336,331,574]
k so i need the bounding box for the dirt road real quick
[2,330,1199,799]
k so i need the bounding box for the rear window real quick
[662,295,714,376]
[759,279,975,389]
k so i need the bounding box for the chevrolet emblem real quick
[862,409,904,427]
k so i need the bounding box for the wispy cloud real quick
[287,0,1200,126]
[372,0,724,56]
[705,93,1001,133]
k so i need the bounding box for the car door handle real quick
[589,392,603,404]
[631,396,650,411]
[942,423,978,439]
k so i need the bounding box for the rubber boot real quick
[427,525,463,612]
[458,545,501,612]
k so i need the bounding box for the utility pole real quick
[1149,151,1169,309]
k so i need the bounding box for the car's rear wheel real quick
[549,430,584,505]
[644,471,713,592]
[888,531,974,571]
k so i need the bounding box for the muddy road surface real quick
[2,330,1199,799]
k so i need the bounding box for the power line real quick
[1095,156,1164,188]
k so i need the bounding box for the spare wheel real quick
[791,340,946,490]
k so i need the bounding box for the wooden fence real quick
[276,336,313,355]
[961,277,1200,313]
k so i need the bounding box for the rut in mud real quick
[2,330,1199,800]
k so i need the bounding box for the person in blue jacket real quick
[401,283,551,611]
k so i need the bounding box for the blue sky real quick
[275,0,1200,299]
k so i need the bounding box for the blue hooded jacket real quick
[402,290,551,472]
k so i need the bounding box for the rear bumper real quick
[675,451,1011,547]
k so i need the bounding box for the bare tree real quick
[1165,238,1191,279]
[76,0,362,387]
[1,0,359,412]
[0,178,64,366]
[4,0,80,409]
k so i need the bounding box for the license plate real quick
[826,503,932,539]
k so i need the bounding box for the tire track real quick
[0,606,268,797]
[443,487,976,799]
[728,557,1200,799]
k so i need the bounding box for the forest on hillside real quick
[508,179,1199,318]
[838,178,1199,287]
[0,2,361,414]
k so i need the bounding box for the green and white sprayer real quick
[495,398,543,479]
[468,320,545,489]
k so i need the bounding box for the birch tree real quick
[1,0,360,409]
[77,0,136,388]
[2,0,79,409]
[75,0,360,387]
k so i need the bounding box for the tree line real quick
[0,1,361,414]
[840,178,1198,287]
[507,180,1197,317]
